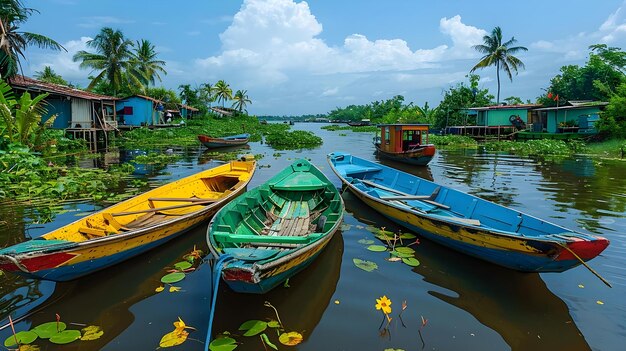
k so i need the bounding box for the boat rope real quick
[556,243,612,288]
[204,253,234,351]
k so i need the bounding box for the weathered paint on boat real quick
[207,159,344,294]
[327,152,609,272]
[198,133,250,148]
[0,159,256,281]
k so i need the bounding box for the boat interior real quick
[330,154,571,237]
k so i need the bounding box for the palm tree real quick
[470,27,527,104]
[0,0,65,78]
[133,39,166,86]
[73,27,142,95]
[232,89,251,114]
[200,82,214,109]
[214,80,232,107]
[34,66,68,85]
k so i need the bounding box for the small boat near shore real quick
[327,152,609,273]
[0,159,256,281]
[374,123,436,166]
[207,159,344,294]
[198,133,250,148]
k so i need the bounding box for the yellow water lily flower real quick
[375,295,392,315]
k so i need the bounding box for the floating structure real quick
[0,159,256,281]
[328,152,609,273]
[374,123,435,166]
[207,159,344,294]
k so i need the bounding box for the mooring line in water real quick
[204,254,233,351]
[557,242,612,288]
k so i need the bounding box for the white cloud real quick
[439,15,487,55]
[31,37,91,83]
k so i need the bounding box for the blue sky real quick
[21,0,626,115]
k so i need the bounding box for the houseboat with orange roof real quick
[374,124,435,166]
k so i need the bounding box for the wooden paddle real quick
[111,199,217,217]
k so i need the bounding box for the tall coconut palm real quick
[470,27,527,104]
[214,80,232,107]
[133,39,166,86]
[73,27,143,95]
[232,89,251,114]
[0,0,65,78]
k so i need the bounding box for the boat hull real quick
[0,161,255,281]
[221,229,335,293]
[198,134,249,148]
[375,144,435,166]
[327,152,609,273]
[208,159,345,294]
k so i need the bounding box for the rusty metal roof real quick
[8,75,118,101]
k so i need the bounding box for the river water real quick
[1,123,625,350]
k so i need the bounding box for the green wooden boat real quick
[206,159,344,294]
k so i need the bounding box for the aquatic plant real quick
[159,317,196,348]
[429,134,477,147]
[483,139,587,156]
[264,130,322,150]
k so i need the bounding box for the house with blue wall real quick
[8,75,118,130]
[532,101,607,133]
[180,104,199,119]
[467,104,541,127]
[116,95,166,127]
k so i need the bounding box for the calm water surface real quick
[1,123,625,350]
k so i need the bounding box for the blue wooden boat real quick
[198,133,250,148]
[207,159,344,294]
[327,152,609,273]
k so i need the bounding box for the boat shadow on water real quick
[210,232,343,350]
[344,191,590,351]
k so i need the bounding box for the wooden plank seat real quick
[213,233,322,245]
[268,200,310,237]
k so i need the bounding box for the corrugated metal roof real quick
[8,75,118,101]
[180,104,199,111]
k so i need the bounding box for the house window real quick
[123,106,133,115]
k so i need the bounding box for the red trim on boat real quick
[222,268,255,283]
[557,237,610,261]
[0,252,77,273]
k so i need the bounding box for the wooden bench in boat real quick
[212,233,322,245]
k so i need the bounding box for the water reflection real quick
[211,232,343,351]
[345,191,590,351]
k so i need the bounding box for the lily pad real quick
[390,250,413,258]
[49,330,81,344]
[279,331,303,346]
[174,261,192,270]
[399,232,416,239]
[395,247,415,254]
[239,320,267,336]
[353,258,378,272]
[81,325,104,341]
[32,321,66,338]
[4,330,38,347]
[159,329,189,348]
[366,245,387,252]
[340,224,352,231]
[209,337,237,351]
[402,257,421,267]
[161,272,186,284]
[357,239,375,245]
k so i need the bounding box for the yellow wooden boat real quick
[0,159,256,281]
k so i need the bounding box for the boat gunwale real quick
[1,161,257,258]
[326,154,583,247]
